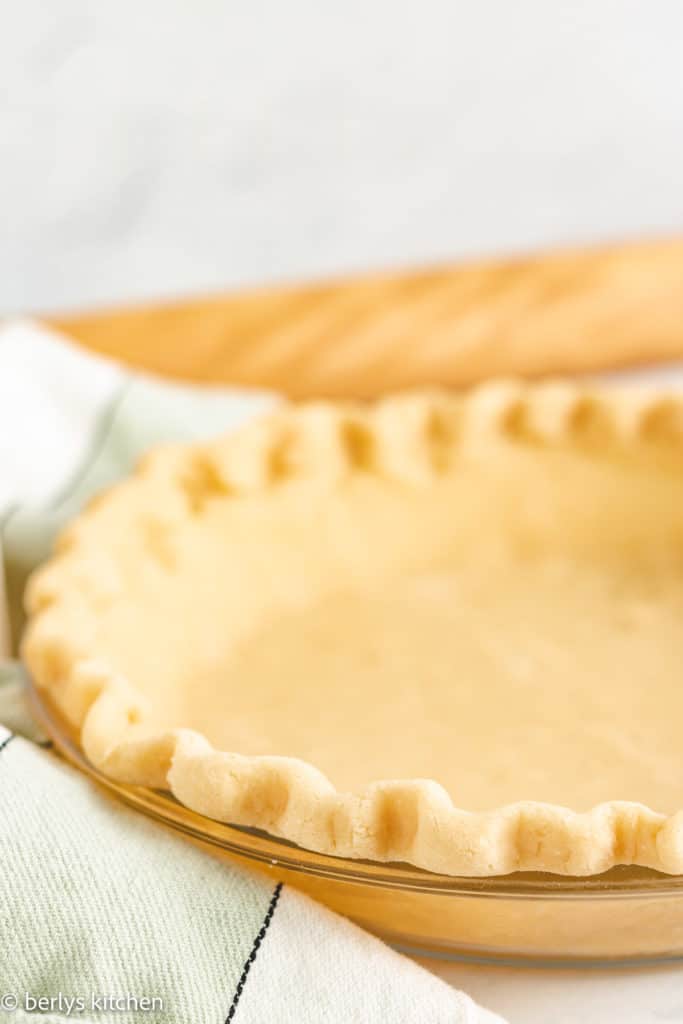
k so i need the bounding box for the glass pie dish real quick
[28,678,683,966]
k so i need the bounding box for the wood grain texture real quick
[48,238,683,397]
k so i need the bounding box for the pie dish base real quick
[29,678,683,965]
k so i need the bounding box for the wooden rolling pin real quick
[49,237,683,398]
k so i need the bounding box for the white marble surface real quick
[2,1,683,315]
[3,3,683,1020]
[424,960,683,1023]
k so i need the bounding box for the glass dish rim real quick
[28,679,683,902]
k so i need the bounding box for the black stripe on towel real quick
[225,881,283,1022]
[0,733,15,759]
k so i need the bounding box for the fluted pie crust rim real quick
[22,381,683,877]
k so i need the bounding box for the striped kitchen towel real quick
[0,321,504,1024]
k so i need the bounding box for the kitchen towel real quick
[0,321,504,1024]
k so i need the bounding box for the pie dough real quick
[23,382,683,876]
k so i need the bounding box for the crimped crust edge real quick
[22,381,683,876]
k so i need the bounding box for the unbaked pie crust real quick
[22,382,683,876]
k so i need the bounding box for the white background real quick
[2,1,683,316]
[3,3,683,1020]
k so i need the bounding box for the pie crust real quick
[22,382,683,876]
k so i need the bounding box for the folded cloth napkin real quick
[0,321,504,1024]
